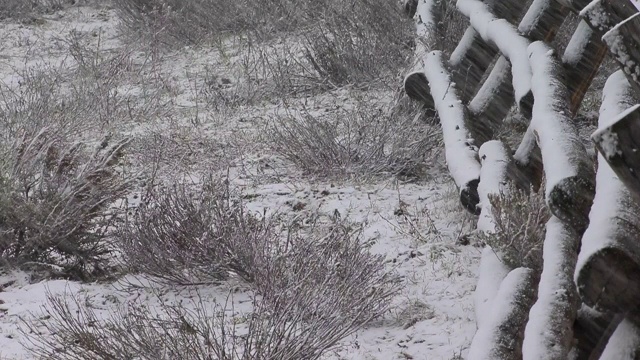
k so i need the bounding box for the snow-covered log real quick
[571,306,622,360]
[579,0,638,33]
[602,13,640,98]
[475,247,511,329]
[473,142,526,330]
[513,128,544,192]
[562,20,608,115]
[519,0,569,42]
[403,0,419,18]
[600,317,640,360]
[468,267,537,360]
[403,0,440,107]
[522,217,580,360]
[477,140,512,232]
[449,27,497,104]
[468,57,514,143]
[555,0,596,12]
[577,71,640,315]
[448,0,527,103]
[456,0,533,112]
[423,50,482,214]
[526,41,595,233]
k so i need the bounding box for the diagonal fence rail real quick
[401,0,640,358]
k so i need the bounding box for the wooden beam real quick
[527,42,595,233]
[562,20,609,115]
[577,71,640,315]
[449,0,528,103]
[523,217,580,360]
[602,13,640,98]
[423,50,482,214]
[592,104,640,203]
[469,268,538,360]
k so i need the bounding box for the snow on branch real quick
[577,70,640,314]
[522,216,580,360]
[456,0,532,110]
[525,41,594,233]
[423,50,481,213]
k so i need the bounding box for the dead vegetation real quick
[481,185,550,272]
[267,98,440,180]
[0,130,132,281]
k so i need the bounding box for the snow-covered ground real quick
[0,3,481,359]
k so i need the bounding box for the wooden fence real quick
[401,0,640,358]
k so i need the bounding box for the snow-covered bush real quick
[482,185,549,272]
[0,130,132,280]
[26,214,400,359]
[117,179,277,286]
[267,99,440,179]
[0,0,68,20]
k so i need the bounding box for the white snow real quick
[0,4,483,359]
[468,267,535,360]
[450,27,480,67]
[518,0,549,36]
[603,13,640,82]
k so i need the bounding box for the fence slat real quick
[469,268,537,360]
[522,216,580,360]
[562,20,608,115]
[423,50,482,213]
[602,13,640,98]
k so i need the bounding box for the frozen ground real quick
[0,3,481,359]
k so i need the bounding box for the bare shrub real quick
[481,185,550,272]
[117,179,276,286]
[26,213,400,359]
[0,38,171,142]
[266,98,440,179]
[0,130,132,280]
[0,0,68,20]
[26,255,398,360]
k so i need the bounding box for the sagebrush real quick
[482,185,549,272]
[0,130,132,280]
